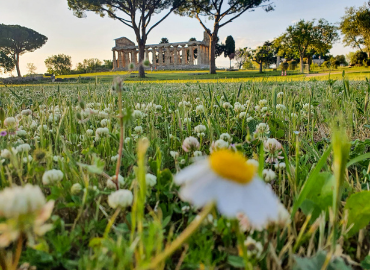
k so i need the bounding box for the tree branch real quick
[219,4,253,28]
[146,8,175,36]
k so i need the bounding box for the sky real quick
[0,0,367,76]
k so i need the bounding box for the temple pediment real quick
[115,37,135,47]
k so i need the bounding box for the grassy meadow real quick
[0,75,369,269]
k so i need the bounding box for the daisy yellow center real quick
[209,149,257,184]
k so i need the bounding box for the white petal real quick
[174,159,209,185]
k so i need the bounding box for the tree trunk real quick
[138,42,145,78]
[300,54,304,73]
[15,53,21,77]
[209,36,217,74]
[259,61,262,73]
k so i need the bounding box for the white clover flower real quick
[23,155,33,163]
[222,102,233,109]
[175,149,282,227]
[247,116,254,122]
[193,151,202,157]
[276,104,286,111]
[180,159,186,164]
[234,103,246,113]
[107,175,125,189]
[262,169,276,182]
[124,137,131,144]
[253,123,270,141]
[220,133,232,143]
[183,118,191,124]
[42,169,64,185]
[16,143,31,153]
[277,92,284,98]
[182,136,200,152]
[21,109,32,116]
[181,205,190,213]
[48,114,61,123]
[155,105,162,110]
[0,184,47,218]
[30,121,37,129]
[53,156,65,162]
[98,111,109,118]
[111,154,119,162]
[254,105,261,111]
[71,183,82,195]
[194,124,206,133]
[212,139,229,152]
[274,162,286,169]
[95,127,109,138]
[291,113,298,118]
[145,174,157,187]
[108,189,133,209]
[259,99,268,106]
[0,149,12,159]
[302,103,310,110]
[261,107,268,113]
[86,129,94,136]
[244,236,263,258]
[132,110,144,119]
[4,117,16,127]
[196,105,204,114]
[170,151,179,159]
[16,130,27,137]
[134,126,143,134]
[100,119,110,127]
[239,112,247,118]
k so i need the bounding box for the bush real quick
[280,62,289,71]
[329,58,340,69]
[322,61,331,68]
[288,60,297,70]
[351,51,368,65]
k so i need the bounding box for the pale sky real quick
[0,0,367,76]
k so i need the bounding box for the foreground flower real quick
[182,136,200,152]
[42,169,64,185]
[107,189,133,209]
[0,184,54,247]
[174,149,281,227]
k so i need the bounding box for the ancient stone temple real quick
[112,32,210,70]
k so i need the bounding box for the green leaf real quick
[361,255,370,269]
[293,251,352,270]
[291,146,332,218]
[344,191,370,236]
[347,152,370,167]
[228,255,245,268]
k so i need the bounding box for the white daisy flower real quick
[174,149,281,228]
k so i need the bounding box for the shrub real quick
[351,51,368,65]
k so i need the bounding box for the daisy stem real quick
[142,201,215,269]
[12,233,23,270]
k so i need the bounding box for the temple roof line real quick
[112,41,208,51]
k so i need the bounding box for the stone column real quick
[152,48,156,68]
[182,46,186,65]
[165,47,170,66]
[145,49,149,63]
[189,46,194,65]
[118,51,123,68]
[158,47,163,66]
[121,50,126,68]
[174,46,178,67]
[197,45,201,66]
[113,50,117,69]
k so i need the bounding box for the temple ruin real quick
[112,32,210,70]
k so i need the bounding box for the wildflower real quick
[210,139,229,153]
[1,149,15,159]
[134,126,143,134]
[220,133,232,143]
[234,103,246,113]
[42,169,64,185]
[253,123,270,141]
[71,183,83,195]
[0,130,7,136]
[246,116,254,122]
[274,162,286,169]
[193,151,202,157]
[98,111,109,118]
[244,237,263,258]
[239,112,247,118]
[16,143,31,153]
[4,117,16,127]
[23,155,33,163]
[291,113,298,118]
[181,206,190,213]
[222,102,233,109]
[145,174,157,187]
[170,151,179,159]
[86,129,94,136]
[194,124,206,133]
[196,105,204,114]
[183,118,191,124]
[277,92,284,98]
[16,130,27,137]
[21,109,32,116]
[111,154,119,162]
[262,169,276,183]
[276,104,286,111]
[132,110,144,119]
[95,127,109,138]
[180,159,186,164]
[264,138,283,164]
[107,175,125,189]
[107,189,133,209]
[0,184,54,247]
[124,137,131,144]
[174,149,281,227]
[100,119,110,127]
[259,99,268,106]
[261,107,268,113]
[182,136,200,152]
